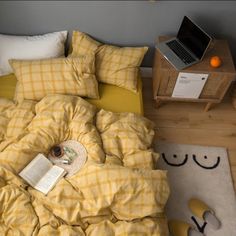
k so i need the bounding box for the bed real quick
[0,30,169,235]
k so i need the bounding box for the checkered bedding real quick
[10,56,99,102]
[0,94,169,235]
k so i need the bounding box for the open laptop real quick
[156,16,212,70]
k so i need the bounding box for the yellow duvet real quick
[0,94,170,235]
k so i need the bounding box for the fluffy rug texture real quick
[155,141,236,236]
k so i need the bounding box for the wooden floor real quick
[142,77,236,192]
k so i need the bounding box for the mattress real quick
[0,74,143,115]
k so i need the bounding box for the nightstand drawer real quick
[200,74,226,99]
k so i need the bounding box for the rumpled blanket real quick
[0,94,170,235]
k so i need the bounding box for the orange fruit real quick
[210,56,222,68]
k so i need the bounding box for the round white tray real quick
[49,140,87,177]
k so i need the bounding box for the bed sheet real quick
[0,73,143,115]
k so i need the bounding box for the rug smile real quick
[161,153,188,167]
[193,155,220,169]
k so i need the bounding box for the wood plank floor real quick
[142,77,236,192]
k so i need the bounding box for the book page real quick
[19,153,52,187]
[34,165,66,195]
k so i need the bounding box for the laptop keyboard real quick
[166,40,196,64]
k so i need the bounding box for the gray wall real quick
[0,1,236,67]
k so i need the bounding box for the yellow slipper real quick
[168,220,203,236]
[188,198,221,230]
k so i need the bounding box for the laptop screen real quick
[177,16,211,59]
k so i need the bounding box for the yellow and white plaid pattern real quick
[71,30,148,92]
[10,56,99,102]
[96,45,148,92]
[0,94,169,235]
[96,109,160,169]
[71,30,101,56]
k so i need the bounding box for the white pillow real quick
[0,31,68,76]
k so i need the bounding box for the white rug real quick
[155,141,236,236]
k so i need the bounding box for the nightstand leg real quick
[204,102,214,112]
[155,99,162,109]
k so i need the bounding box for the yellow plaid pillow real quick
[96,45,148,92]
[71,31,101,55]
[71,30,148,92]
[10,56,99,102]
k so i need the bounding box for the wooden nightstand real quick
[153,36,236,111]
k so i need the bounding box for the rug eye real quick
[193,154,220,169]
[161,153,188,167]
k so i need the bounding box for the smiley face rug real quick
[155,141,236,236]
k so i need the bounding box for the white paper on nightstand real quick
[172,72,209,99]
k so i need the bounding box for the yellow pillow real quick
[71,30,148,92]
[71,31,101,55]
[10,56,99,102]
[96,45,148,92]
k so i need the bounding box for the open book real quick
[19,153,67,195]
